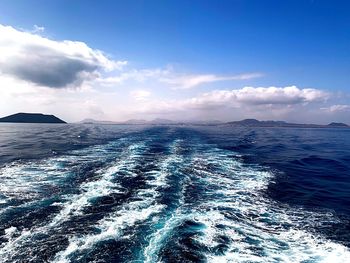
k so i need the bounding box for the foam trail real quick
[181,147,350,262]
[0,138,129,214]
[1,128,349,262]
[0,158,71,206]
[0,139,146,262]
[143,212,186,263]
[48,142,146,227]
[143,142,187,263]
[52,139,184,263]
[53,201,165,263]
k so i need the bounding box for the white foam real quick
[55,140,348,263]
[48,143,146,227]
[1,136,349,262]
[143,141,186,263]
[4,226,18,239]
[180,147,350,263]
[53,203,165,263]
[144,212,186,263]
[52,140,184,263]
[0,140,126,211]
[0,139,146,262]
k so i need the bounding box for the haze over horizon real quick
[0,0,349,124]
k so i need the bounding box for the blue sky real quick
[0,0,349,123]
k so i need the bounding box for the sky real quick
[0,0,349,123]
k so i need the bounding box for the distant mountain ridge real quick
[79,118,223,125]
[79,118,119,125]
[327,122,349,127]
[226,119,349,128]
[0,113,66,124]
[78,117,348,127]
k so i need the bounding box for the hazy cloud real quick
[160,72,264,89]
[0,24,127,88]
[97,66,262,89]
[130,89,151,101]
[321,104,350,112]
[97,68,170,86]
[32,25,45,33]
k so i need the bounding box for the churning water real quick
[0,124,349,262]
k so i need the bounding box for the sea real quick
[0,123,349,263]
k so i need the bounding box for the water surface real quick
[0,124,349,262]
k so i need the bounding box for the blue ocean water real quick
[0,123,349,262]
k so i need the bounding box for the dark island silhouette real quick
[0,113,66,124]
[327,122,349,127]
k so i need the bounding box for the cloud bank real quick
[129,85,348,124]
[0,23,347,124]
[184,86,328,109]
[0,25,126,88]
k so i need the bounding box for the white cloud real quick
[97,66,263,89]
[133,86,329,116]
[97,68,170,86]
[130,90,151,101]
[0,24,127,88]
[0,23,346,124]
[183,86,328,108]
[32,25,45,33]
[160,72,264,89]
[321,104,350,112]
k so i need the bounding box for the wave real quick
[0,127,349,262]
[0,137,145,262]
[52,139,184,262]
[144,145,350,262]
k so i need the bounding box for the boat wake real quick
[0,127,348,262]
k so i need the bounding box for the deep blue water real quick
[0,123,349,262]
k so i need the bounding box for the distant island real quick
[225,119,349,128]
[0,113,66,124]
[79,118,348,128]
[79,118,223,125]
